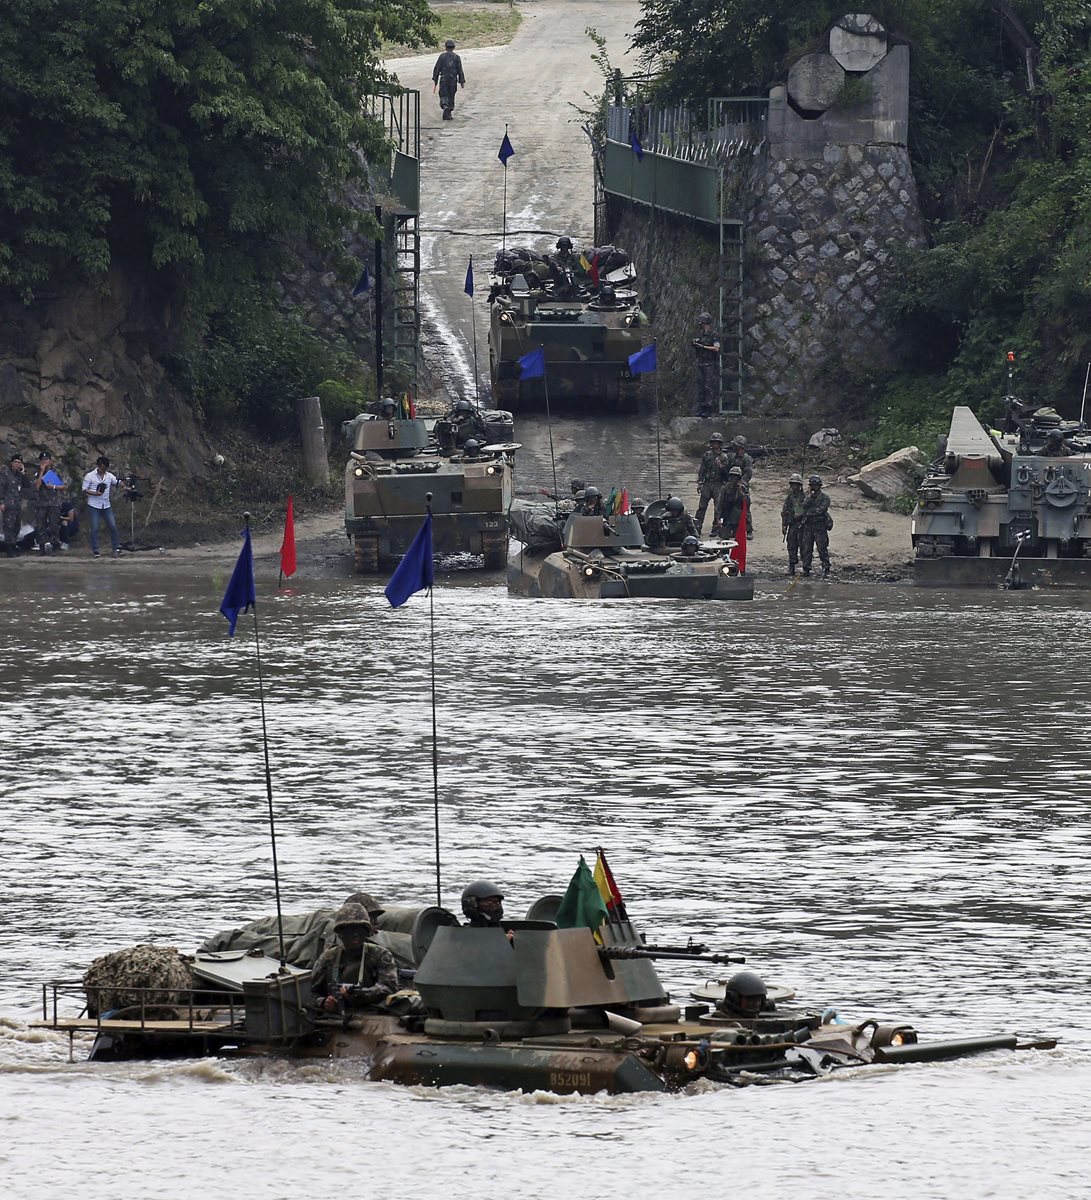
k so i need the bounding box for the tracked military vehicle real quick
[344,410,516,572]
[506,502,754,600]
[488,245,648,414]
[913,405,1091,587]
[36,890,1052,1093]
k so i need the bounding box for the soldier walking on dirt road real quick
[433,40,465,120]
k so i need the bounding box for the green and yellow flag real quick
[578,252,592,272]
[555,856,608,932]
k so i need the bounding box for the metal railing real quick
[41,981,241,1034]
[606,98,769,164]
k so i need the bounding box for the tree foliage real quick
[631,0,1091,415]
[0,0,435,305]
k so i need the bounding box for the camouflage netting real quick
[83,944,195,1017]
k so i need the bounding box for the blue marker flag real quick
[465,256,474,297]
[518,347,546,380]
[628,343,657,374]
[385,514,434,608]
[352,266,371,296]
[629,129,644,161]
[220,528,256,637]
[498,132,515,165]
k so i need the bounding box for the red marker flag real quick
[730,497,748,574]
[590,253,600,286]
[593,848,628,922]
[279,495,297,581]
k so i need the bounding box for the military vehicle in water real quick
[488,244,648,413]
[36,893,1049,1093]
[344,410,516,572]
[506,502,754,601]
[913,404,1091,587]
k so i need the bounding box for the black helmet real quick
[631,497,646,510]
[331,901,374,935]
[809,474,823,487]
[583,485,601,500]
[445,39,455,49]
[461,880,504,923]
[789,473,803,485]
[556,236,573,250]
[681,535,699,551]
[464,439,481,455]
[721,970,767,1017]
[1046,428,1064,441]
[666,496,684,514]
[697,311,712,323]
[709,433,724,444]
[599,285,617,304]
[454,399,472,414]
[380,396,397,411]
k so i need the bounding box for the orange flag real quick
[279,495,297,581]
[730,497,747,574]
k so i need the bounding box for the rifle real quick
[599,946,744,966]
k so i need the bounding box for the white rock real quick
[808,427,842,449]
[848,446,924,501]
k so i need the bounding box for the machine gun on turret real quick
[598,945,744,966]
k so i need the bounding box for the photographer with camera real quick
[82,455,130,558]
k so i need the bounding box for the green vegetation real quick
[387,3,521,57]
[630,1,1091,440]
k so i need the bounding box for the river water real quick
[1,565,1089,1199]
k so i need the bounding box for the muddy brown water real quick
[1,567,1090,1198]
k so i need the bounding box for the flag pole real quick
[470,259,481,407]
[426,493,442,909]
[502,124,509,253]
[243,511,287,967]
[543,369,559,508]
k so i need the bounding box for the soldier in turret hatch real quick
[440,398,490,449]
[576,484,606,517]
[1041,428,1074,457]
[310,902,398,1012]
[461,881,505,927]
[548,236,581,299]
[647,496,698,548]
[432,39,465,120]
[800,474,832,578]
[630,497,648,535]
[717,970,774,1019]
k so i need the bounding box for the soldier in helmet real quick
[1042,428,1073,457]
[461,880,505,928]
[376,395,399,420]
[647,495,698,549]
[432,39,465,120]
[462,439,485,460]
[800,474,832,578]
[695,433,729,534]
[441,397,490,448]
[780,473,806,576]
[717,970,772,1019]
[692,311,721,417]
[630,496,648,535]
[539,476,584,507]
[576,484,605,516]
[712,466,748,538]
[727,436,754,538]
[310,902,398,1012]
[549,236,580,299]
[678,534,701,558]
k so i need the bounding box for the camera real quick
[124,473,144,501]
[97,482,107,494]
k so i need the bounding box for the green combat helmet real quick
[332,902,374,933]
[789,473,803,485]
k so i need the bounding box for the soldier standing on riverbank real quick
[693,312,721,417]
[695,433,728,534]
[726,436,754,538]
[781,473,807,576]
[800,474,832,578]
[1,454,26,556]
[33,450,65,555]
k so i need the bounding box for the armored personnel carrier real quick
[506,503,754,601]
[36,893,1050,1093]
[913,405,1091,587]
[488,245,648,413]
[344,410,516,572]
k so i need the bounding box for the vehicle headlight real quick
[583,566,596,578]
[486,465,497,476]
[354,467,364,478]
[720,564,736,576]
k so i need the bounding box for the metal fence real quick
[606,98,768,164]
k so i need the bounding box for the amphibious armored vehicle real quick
[913,405,1091,587]
[345,411,516,572]
[506,502,754,601]
[488,246,648,414]
[36,894,1050,1094]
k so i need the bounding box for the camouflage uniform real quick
[432,50,465,117]
[33,461,64,550]
[800,487,832,575]
[780,486,807,574]
[695,448,729,533]
[647,509,698,549]
[714,480,749,537]
[1,463,25,551]
[310,941,398,1010]
[693,325,721,416]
